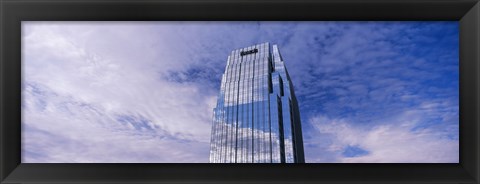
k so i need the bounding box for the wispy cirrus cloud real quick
[22,22,221,162]
[292,22,459,163]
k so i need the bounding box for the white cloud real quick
[22,22,223,163]
[306,106,459,163]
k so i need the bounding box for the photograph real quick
[21,21,459,163]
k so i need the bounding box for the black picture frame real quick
[1,0,479,183]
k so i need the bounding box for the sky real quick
[21,21,459,163]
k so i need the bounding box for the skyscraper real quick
[209,43,304,163]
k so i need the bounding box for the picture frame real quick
[1,0,479,183]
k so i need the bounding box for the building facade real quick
[209,43,304,163]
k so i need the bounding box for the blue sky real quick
[22,21,458,163]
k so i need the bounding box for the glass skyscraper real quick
[209,43,304,163]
